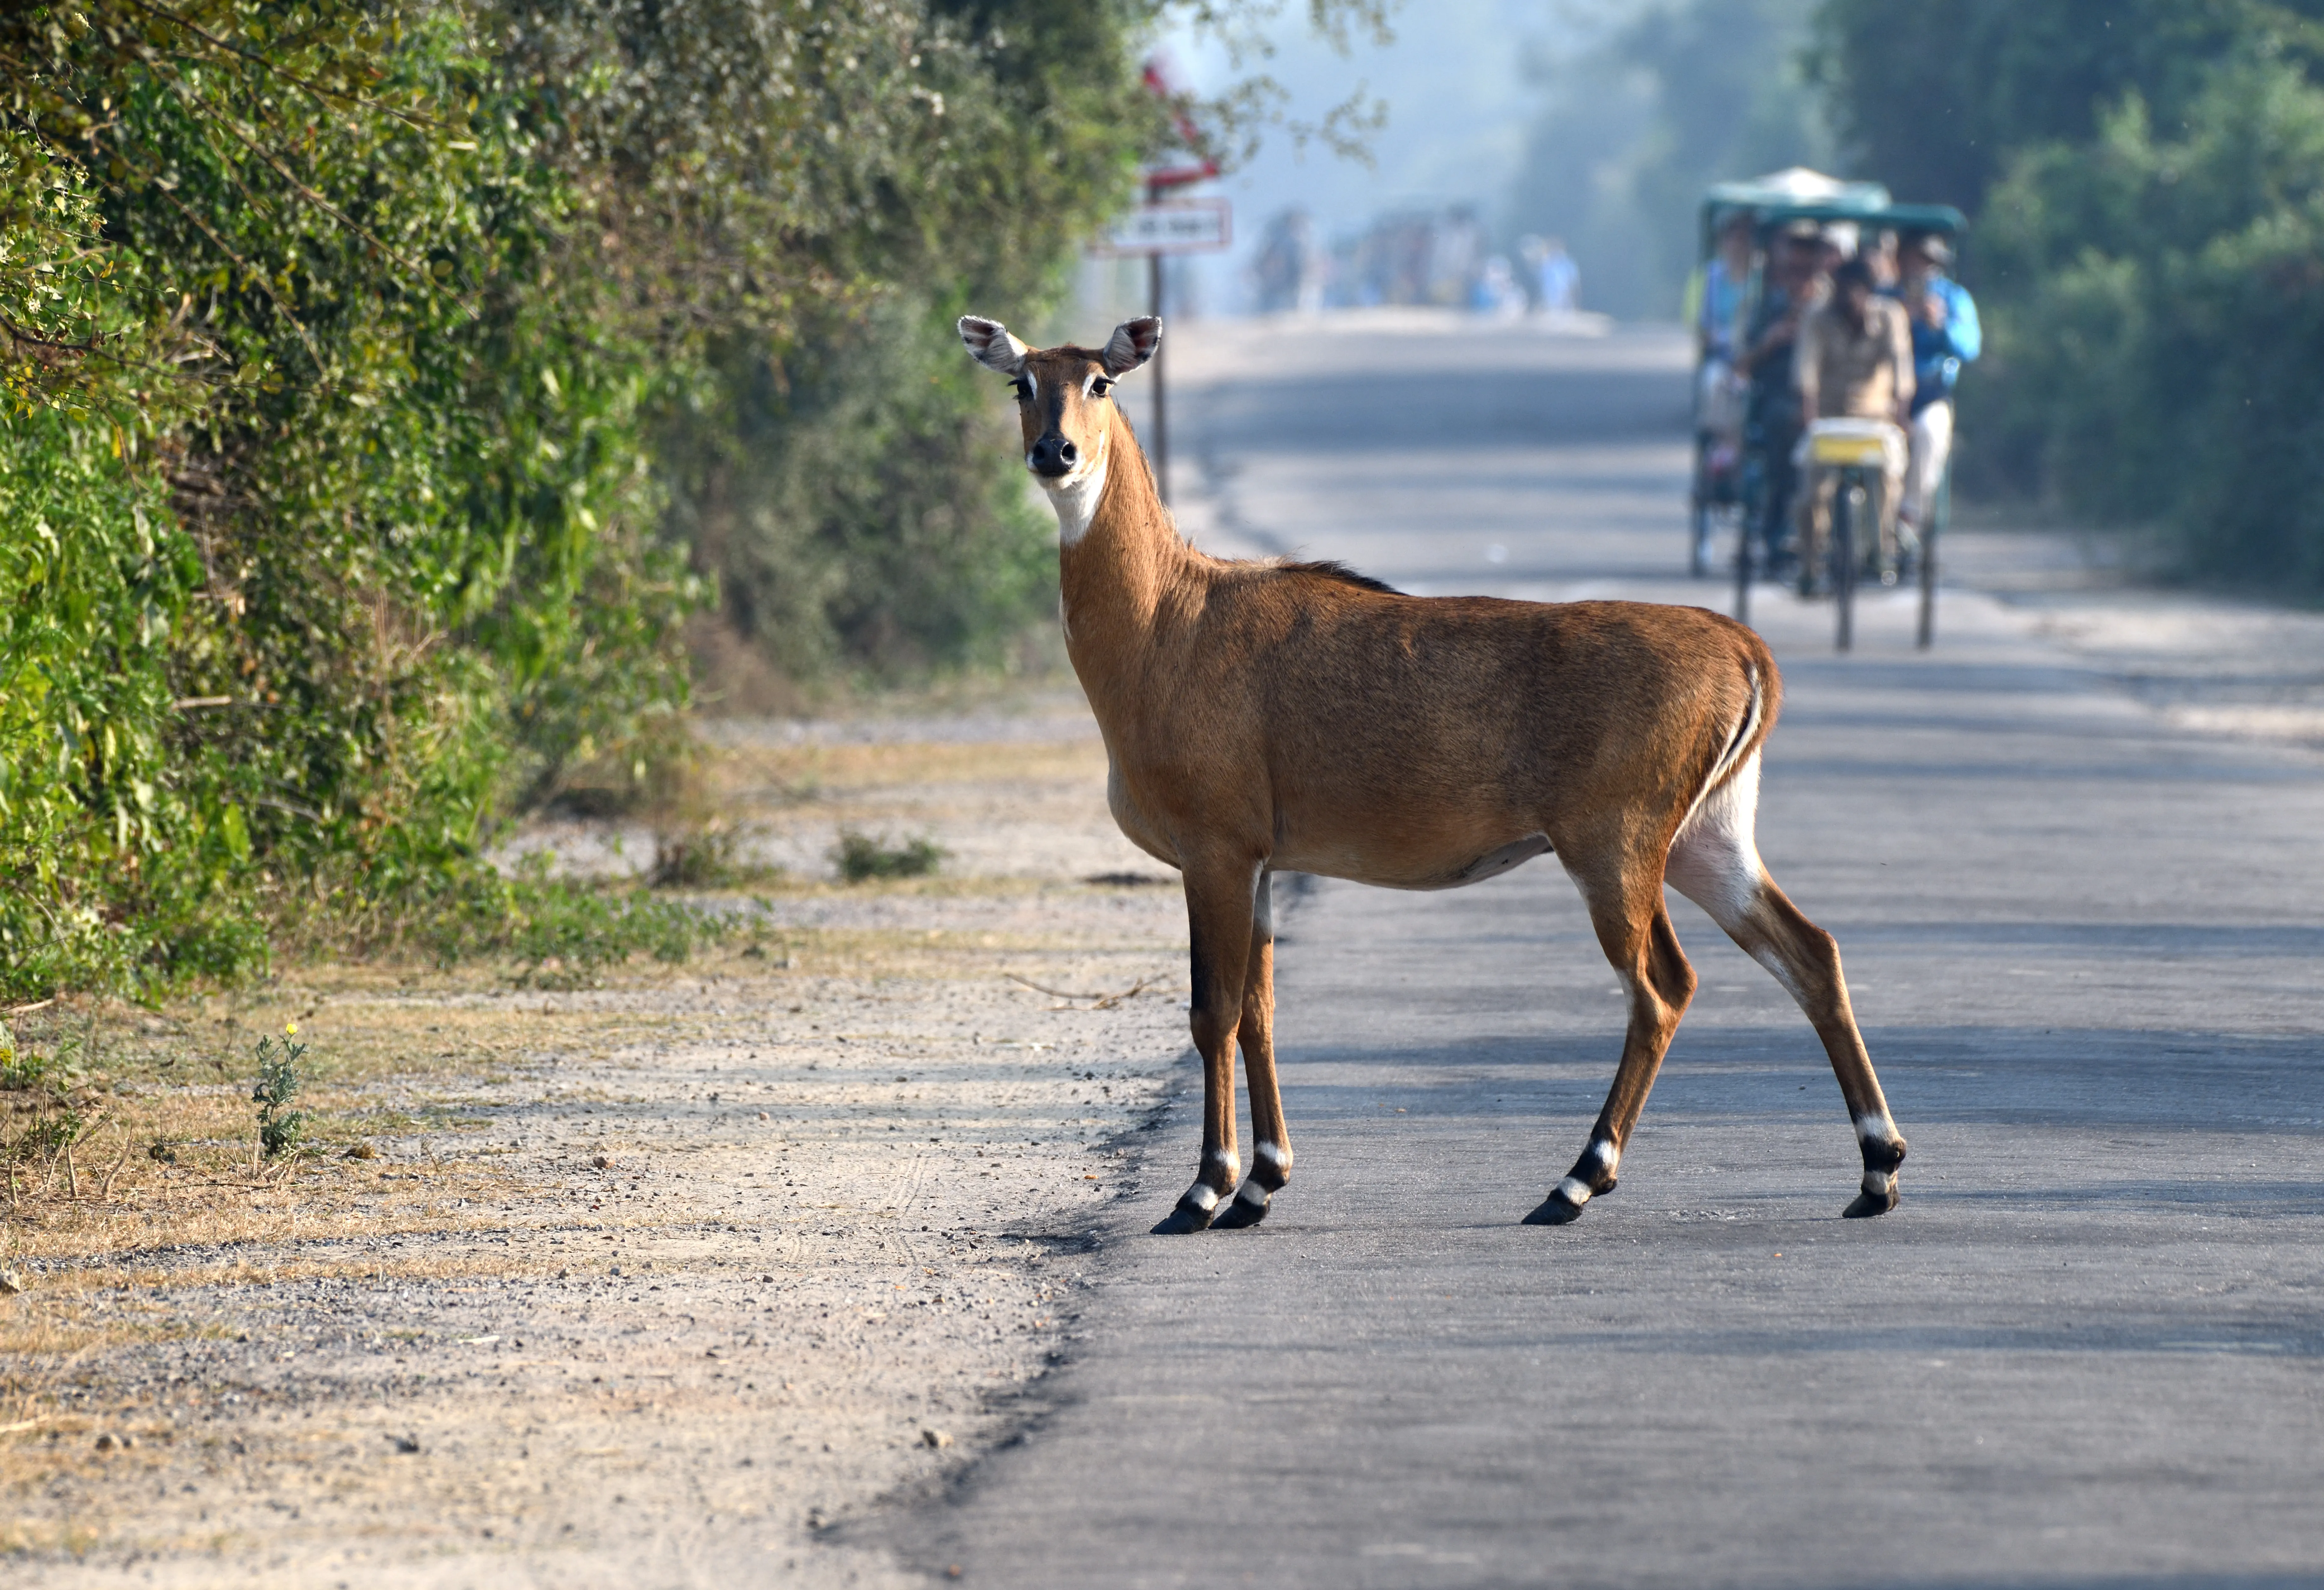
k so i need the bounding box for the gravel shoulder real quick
[1,735,1192,1586]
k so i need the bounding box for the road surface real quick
[875,316,2324,1588]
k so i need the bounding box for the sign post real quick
[1091,195,1231,503]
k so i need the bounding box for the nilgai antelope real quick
[957,313,1907,1235]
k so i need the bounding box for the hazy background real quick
[1156,0,1829,321]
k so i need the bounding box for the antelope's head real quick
[957,315,1160,507]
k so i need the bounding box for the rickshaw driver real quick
[1794,255,1914,590]
[1889,230,1981,543]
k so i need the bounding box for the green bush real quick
[1811,2,2324,588]
[0,0,1144,1002]
[835,831,945,882]
[1,0,1360,1003]
[1973,57,2324,583]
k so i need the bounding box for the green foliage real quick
[627,0,1158,679]
[251,1028,307,1158]
[1813,1,2324,588]
[1978,59,2324,582]
[2,0,1368,1004]
[1,2,698,1000]
[1806,0,2324,212]
[835,830,944,881]
[1509,0,1832,318]
[668,295,1062,677]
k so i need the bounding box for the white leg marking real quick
[1668,752,1771,936]
[1254,1141,1290,1173]
[1861,1169,1897,1197]
[1233,1180,1270,1207]
[1207,1146,1240,1184]
[1183,1182,1220,1212]
[1554,1176,1594,1207]
[1584,1139,1618,1174]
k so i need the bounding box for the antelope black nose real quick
[1029,435,1077,478]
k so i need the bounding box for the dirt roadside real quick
[2,714,1195,1587]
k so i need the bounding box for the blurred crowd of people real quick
[1249,205,1585,319]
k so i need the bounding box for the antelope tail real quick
[1678,664,1766,835]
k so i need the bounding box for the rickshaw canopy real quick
[1699,168,1967,255]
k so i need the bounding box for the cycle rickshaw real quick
[1687,173,1967,651]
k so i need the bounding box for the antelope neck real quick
[1056,406,1185,667]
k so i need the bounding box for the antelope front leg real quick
[1213,872,1289,1230]
[1153,857,1261,1236]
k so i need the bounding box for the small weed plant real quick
[13,1109,86,1163]
[0,1028,80,1094]
[252,1025,308,1158]
[650,823,785,890]
[411,859,724,987]
[834,831,944,883]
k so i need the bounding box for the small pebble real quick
[920,1428,952,1450]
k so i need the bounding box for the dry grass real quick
[709,737,1110,803]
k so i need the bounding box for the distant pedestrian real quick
[1532,235,1580,313]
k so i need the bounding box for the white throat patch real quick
[1043,458,1107,546]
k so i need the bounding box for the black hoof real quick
[1211,1194,1269,1230]
[1842,1186,1901,1219]
[1521,1192,1587,1226]
[1151,1197,1217,1235]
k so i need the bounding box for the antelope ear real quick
[958,315,1029,375]
[1100,316,1161,376]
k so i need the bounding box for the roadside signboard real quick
[1095,199,1232,257]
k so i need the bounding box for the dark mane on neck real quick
[1278,559,1400,596]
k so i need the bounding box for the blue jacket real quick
[1886,275,1980,412]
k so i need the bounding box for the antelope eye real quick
[1089,378,1112,399]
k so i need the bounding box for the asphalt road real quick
[879,319,2324,1589]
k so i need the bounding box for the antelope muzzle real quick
[1028,432,1079,478]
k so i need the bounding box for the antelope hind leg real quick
[1153,857,1261,1236]
[1663,752,1908,1217]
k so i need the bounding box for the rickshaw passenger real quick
[1735,222,1829,572]
[1888,231,1981,539]
[1794,256,1914,589]
[1865,228,1900,290]
[1690,211,1753,452]
[1695,211,1753,366]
